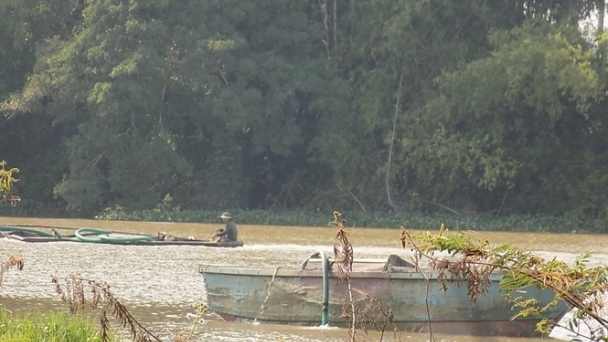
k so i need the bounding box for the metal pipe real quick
[319,250,329,326]
[301,251,330,326]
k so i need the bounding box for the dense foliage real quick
[1,1,606,228]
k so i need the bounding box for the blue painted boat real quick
[199,252,569,337]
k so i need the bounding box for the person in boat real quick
[210,212,238,242]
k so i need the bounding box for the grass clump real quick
[0,308,115,342]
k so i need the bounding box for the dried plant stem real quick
[347,281,356,342]
[420,269,435,342]
[0,256,24,286]
[51,274,162,342]
[385,74,404,212]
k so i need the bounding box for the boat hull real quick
[10,236,243,247]
[0,225,243,247]
[199,257,568,337]
[211,311,543,337]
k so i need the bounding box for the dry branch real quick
[51,274,163,342]
[0,256,24,286]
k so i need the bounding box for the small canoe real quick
[0,225,243,247]
[199,252,569,337]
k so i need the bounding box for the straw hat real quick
[220,212,232,219]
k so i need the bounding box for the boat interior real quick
[302,253,418,272]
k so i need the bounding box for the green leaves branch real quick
[402,225,608,341]
[0,160,21,206]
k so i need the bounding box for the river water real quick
[0,217,606,342]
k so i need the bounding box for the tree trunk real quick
[385,74,404,212]
[598,0,605,35]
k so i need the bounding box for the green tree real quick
[0,0,79,212]
[1,0,605,219]
[2,0,347,214]
[314,0,606,217]
[314,0,527,211]
[412,23,605,217]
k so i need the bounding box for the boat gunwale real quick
[198,264,504,281]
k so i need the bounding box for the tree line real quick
[0,0,606,223]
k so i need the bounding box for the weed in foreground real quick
[402,225,608,341]
[0,308,111,341]
[0,256,24,286]
[51,274,207,342]
[330,211,402,342]
[51,274,164,342]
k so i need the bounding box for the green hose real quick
[98,234,154,243]
[0,225,154,244]
[0,226,56,237]
[74,227,153,243]
[74,227,111,242]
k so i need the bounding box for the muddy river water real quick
[0,217,606,342]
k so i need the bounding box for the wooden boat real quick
[0,225,243,247]
[199,252,569,337]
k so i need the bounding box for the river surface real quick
[0,217,606,342]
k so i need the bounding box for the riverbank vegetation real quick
[0,256,112,341]
[0,308,114,342]
[0,1,606,230]
[1,255,202,342]
[91,205,606,233]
